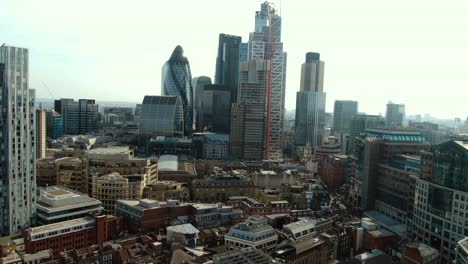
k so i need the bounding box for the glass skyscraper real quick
[333,100,358,134]
[243,1,287,160]
[140,96,184,138]
[385,102,405,128]
[192,76,212,132]
[295,52,326,148]
[215,34,241,104]
[0,45,37,235]
[162,46,193,136]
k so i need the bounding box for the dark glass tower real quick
[215,34,241,103]
[333,100,358,134]
[162,46,193,135]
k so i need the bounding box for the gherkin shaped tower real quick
[161,46,193,136]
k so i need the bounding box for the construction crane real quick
[41,81,56,100]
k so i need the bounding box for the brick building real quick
[226,196,290,217]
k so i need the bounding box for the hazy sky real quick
[1,0,467,118]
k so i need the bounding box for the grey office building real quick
[162,46,193,135]
[215,34,241,104]
[54,98,99,135]
[192,76,212,132]
[201,84,231,134]
[0,45,37,235]
[386,102,405,128]
[333,100,358,134]
[230,60,269,160]
[295,52,326,148]
[140,96,184,137]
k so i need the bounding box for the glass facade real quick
[333,100,358,134]
[46,110,64,139]
[432,140,468,192]
[162,46,193,136]
[140,96,183,137]
[215,34,241,104]
[294,91,326,147]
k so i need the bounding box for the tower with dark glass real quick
[162,46,193,136]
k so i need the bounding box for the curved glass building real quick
[162,46,193,135]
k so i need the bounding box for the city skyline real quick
[1,0,467,119]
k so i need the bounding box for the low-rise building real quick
[192,175,257,203]
[157,155,198,184]
[226,196,290,217]
[36,186,103,225]
[167,224,199,248]
[272,237,329,264]
[213,247,272,264]
[143,181,190,201]
[225,216,278,253]
[402,242,439,264]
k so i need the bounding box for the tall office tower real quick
[333,100,358,134]
[412,140,468,262]
[215,34,241,103]
[385,102,405,128]
[54,98,98,135]
[295,52,326,148]
[192,76,212,132]
[202,84,231,133]
[36,109,47,159]
[162,46,193,136]
[230,60,269,160]
[0,45,37,235]
[140,96,184,137]
[243,1,287,160]
[46,110,63,139]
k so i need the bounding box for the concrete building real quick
[386,102,405,128]
[225,216,278,253]
[350,129,429,210]
[54,98,99,135]
[36,186,103,225]
[227,196,290,217]
[295,52,326,148]
[167,223,199,248]
[272,237,329,264]
[140,95,184,137]
[0,44,37,235]
[143,181,190,201]
[36,109,47,159]
[192,175,257,203]
[230,60,269,160]
[213,247,271,264]
[192,132,229,160]
[157,155,198,184]
[92,173,145,214]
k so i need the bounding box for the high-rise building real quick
[140,96,184,137]
[201,84,231,133]
[54,98,99,135]
[36,109,47,159]
[412,140,468,262]
[46,110,63,139]
[295,52,326,148]
[346,114,385,154]
[243,1,287,160]
[333,100,358,134]
[230,60,269,160]
[192,76,212,132]
[386,102,405,128]
[0,44,37,235]
[162,46,193,135]
[215,34,241,103]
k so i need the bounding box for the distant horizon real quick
[3,0,466,119]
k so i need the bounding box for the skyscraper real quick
[0,45,37,235]
[192,76,212,132]
[215,34,241,103]
[386,102,405,128]
[54,98,99,135]
[201,84,231,134]
[230,60,269,160]
[162,46,193,136]
[295,52,326,148]
[333,100,358,134]
[46,110,64,139]
[243,1,287,160]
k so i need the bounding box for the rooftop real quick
[361,129,425,143]
[167,223,199,235]
[28,216,95,235]
[455,140,468,151]
[367,229,396,238]
[158,155,178,171]
[37,186,102,212]
[458,237,468,254]
[86,146,131,155]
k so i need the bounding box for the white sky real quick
[1,0,467,118]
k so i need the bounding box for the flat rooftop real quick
[37,186,102,212]
[86,146,131,155]
[29,216,95,235]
